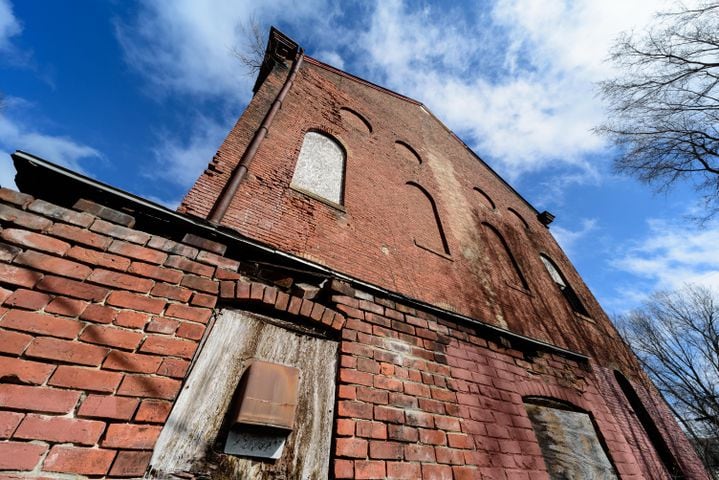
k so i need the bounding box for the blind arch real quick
[405,182,450,255]
[482,222,528,289]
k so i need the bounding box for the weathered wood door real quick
[148,309,338,479]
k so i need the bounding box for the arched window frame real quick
[340,107,373,134]
[540,254,590,317]
[395,140,423,166]
[473,187,496,210]
[507,207,529,230]
[290,130,347,209]
[405,181,451,257]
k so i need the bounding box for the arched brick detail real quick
[218,279,345,331]
[517,380,590,412]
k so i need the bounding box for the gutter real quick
[11,150,589,363]
[207,47,305,224]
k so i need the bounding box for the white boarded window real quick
[291,131,345,205]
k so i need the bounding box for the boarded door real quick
[148,309,338,479]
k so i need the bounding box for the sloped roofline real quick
[303,55,541,217]
[258,27,543,217]
[10,149,584,362]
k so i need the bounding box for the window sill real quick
[574,312,595,323]
[414,240,453,261]
[289,185,346,213]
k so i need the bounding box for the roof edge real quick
[10,149,585,362]
[302,57,541,217]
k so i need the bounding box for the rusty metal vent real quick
[232,360,300,431]
[223,360,301,460]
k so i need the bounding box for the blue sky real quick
[1,0,718,314]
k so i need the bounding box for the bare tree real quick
[232,18,267,75]
[618,284,719,475]
[597,3,719,220]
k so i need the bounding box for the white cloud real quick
[352,0,668,179]
[0,0,20,52]
[149,115,230,188]
[613,219,719,295]
[0,98,102,188]
[551,218,597,255]
[115,0,330,102]
[313,50,344,70]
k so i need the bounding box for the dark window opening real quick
[614,371,684,479]
[540,254,589,317]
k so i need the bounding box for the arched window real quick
[540,254,589,317]
[405,182,450,255]
[291,131,345,205]
[482,223,528,290]
[613,371,684,479]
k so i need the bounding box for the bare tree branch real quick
[597,3,719,221]
[231,17,266,76]
[617,284,719,475]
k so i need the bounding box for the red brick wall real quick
[328,286,709,480]
[0,186,707,478]
[180,56,633,366]
[0,188,220,477]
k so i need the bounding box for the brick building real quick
[0,28,708,479]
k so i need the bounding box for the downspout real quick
[207,48,305,224]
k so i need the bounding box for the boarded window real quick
[525,398,618,479]
[405,182,450,255]
[149,310,338,479]
[483,223,528,290]
[291,131,345,205]
[540,254,589,316]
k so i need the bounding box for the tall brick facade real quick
[0,28,708,479]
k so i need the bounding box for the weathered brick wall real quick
[180,55,634,367]
[327,285,709,480]
[0,188,223,477]
[0,186,348,478]
[0,186,708,478]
